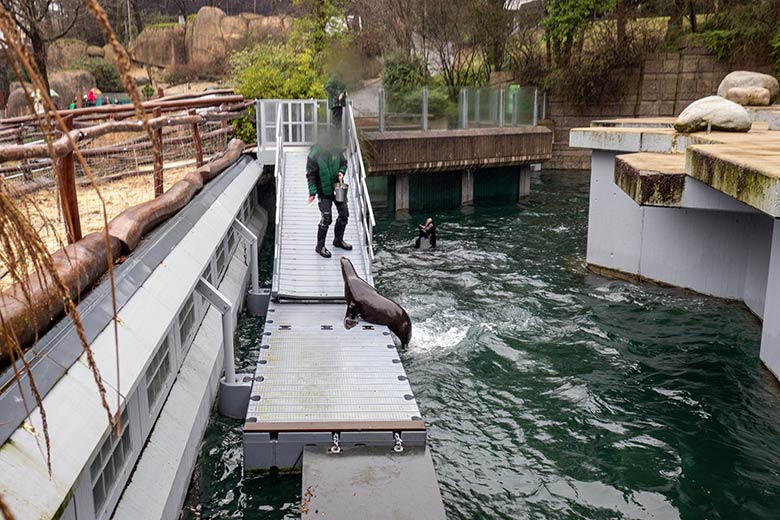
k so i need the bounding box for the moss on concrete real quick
[688,145,780,215]
[615,152,686,207]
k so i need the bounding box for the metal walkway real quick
[272,147,370,299]
[243,101,441,504]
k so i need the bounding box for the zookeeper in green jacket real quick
[325,73,346,128]
[306,131,352,258]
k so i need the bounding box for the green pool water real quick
[182,170,780,519]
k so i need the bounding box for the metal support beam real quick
[421,88,428,131]
[533,89,539,127]
[232,219,269,316]
[378,88,385,133]
[195,277,235,383]
[498,88,505,128]
[459,88,468,129]
[195,276,253,419]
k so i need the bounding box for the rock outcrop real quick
[717,71,779,105]
[130,24,187,68]
[47,39,89,69]
[674,96,752,133]
[7,70,96,116]
[185,7,288,65]
[86,45,105,58]
[726,86,771,106]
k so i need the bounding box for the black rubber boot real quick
[315,225,331,258]
[333,221,353,250]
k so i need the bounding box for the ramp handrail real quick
[345,101,376,271]
[271,102,285,297]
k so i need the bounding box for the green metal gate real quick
[409,171,461,211]
[474,167,519,206]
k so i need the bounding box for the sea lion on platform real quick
[340,257,412,346]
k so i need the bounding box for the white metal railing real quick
[271,102,285,296]
[268,99,375,294]
[256,99,329,150]
[345,100,376,274]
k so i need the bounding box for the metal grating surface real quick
[274,149,369,299]
[245,303,422,426]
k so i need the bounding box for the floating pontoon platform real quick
[244,104,446,517]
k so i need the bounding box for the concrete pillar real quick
[518,164,531,200]
[395,174,410,212]
[461,169,474,206]
[760,219,780,381]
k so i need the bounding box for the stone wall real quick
[546,40,774,170]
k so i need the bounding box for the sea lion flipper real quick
[344,301,359,329]
[345,317,359,329]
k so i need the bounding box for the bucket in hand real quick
[334,182,349,203]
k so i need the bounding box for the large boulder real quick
[47,39,89,70]
[7,70,97,116]
[103,43,118,65]
[726,86,771,107]
[130,24,186,68]
[86,45,105,58]
[717,71,779,105]
[185,6,228,65]
[674,96,752,133]
[184,7,289,65]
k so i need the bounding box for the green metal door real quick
[409,171,461,211]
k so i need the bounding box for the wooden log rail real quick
[0,92,243,127]
[0,139,247,366]
[0,127,233,176]
[0,113,223,162]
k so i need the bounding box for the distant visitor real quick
[325,73,347,128]
[415,218,437,249]
[307,131,352,258]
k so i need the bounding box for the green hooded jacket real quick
[306,145,347,197]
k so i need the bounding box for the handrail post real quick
[498,88,505,128]
[256,99,263,150]
[189,109,204,167]
[378,88,385,132]
[533,88,539,127]
[475,90,481,128]
[459,88,468,129]
[542,90,547,120]
[153,106,164,197]
[55,115,81,243]
[422,87,428,131]
[511,90,518,127]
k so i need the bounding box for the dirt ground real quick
[1,165,193,290]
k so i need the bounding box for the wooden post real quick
[56,116,82,243]
[153,106,164,197]
[189,109,204,167]
[17,125,32,181]
[220,120,228,152]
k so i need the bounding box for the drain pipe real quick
[195,276,253,418]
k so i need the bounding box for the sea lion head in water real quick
[340,257,412,346]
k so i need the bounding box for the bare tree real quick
[424,0,487,98]
[0,0,82,91]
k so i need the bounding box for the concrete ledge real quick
[363,127,552,175]
[687,141,780,216]
[615,152,686,207]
